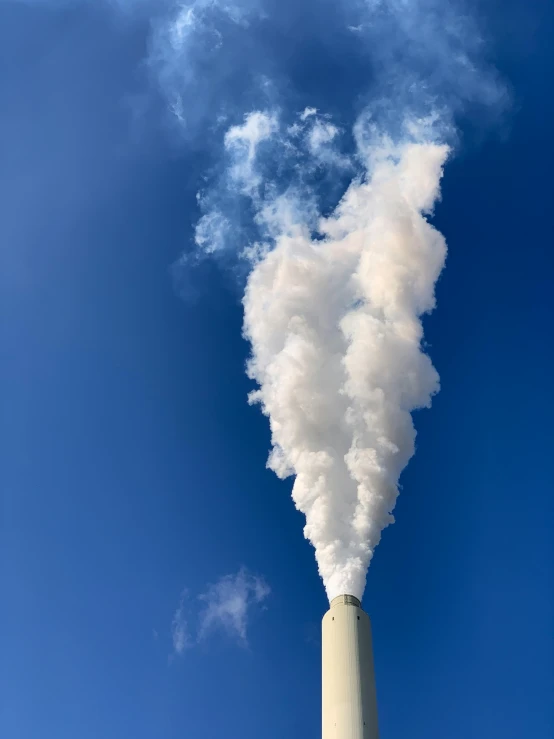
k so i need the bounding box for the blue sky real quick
[1,1,553,738]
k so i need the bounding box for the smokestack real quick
[322,595,379,739]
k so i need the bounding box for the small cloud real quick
[300,107,318,121]
[169,94,186,125]
[195,209,230,253]
[152,628,159,641]
[224,111,279,196]
[308,120,339,152]
[197,568,270,645]
[225,110,279,151]
[171,591,192,656]
[170,6,197,49]
[167,0,251,53]
[306,120,351,170]
[169,569,270,659]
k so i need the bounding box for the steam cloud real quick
[155,0,505,601]
[242,124,448,601]
[191,107,450,601]
[202,113,446,602]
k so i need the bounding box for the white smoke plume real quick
[225,116,447,601]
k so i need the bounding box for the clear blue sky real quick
[1,1,553,738]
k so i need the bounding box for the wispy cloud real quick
[190,108,354,261]
[194,209,231,254]
[170,569,270,657]
[197,568,270,645]
[171,590,192,656]
[307,119,351,169]
[300,106,317,121]
[224,111,279,196]
[149,0,266,135]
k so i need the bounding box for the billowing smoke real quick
[232,116,448,601]
[151,0,505,601]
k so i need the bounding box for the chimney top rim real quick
[329,594,361,608]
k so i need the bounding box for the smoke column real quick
[243,128,448,601]
[154,0,506,602]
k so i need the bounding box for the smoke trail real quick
[152,0,505,601]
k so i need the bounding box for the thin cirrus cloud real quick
[171,591,192,656]
[170,569,270,657]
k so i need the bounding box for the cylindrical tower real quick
[322,594,379,739]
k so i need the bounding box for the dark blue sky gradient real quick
[1,1,553,738]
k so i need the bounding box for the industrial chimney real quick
[322,595,379,739]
